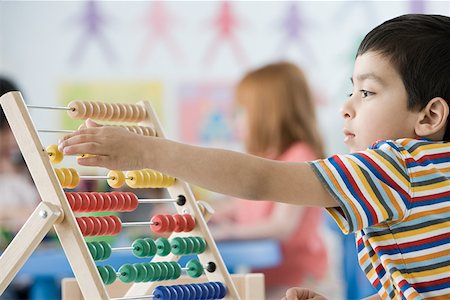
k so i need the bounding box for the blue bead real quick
[198,283,210,299]
[153,286,171,299]
[209,282,221,299]
[184,284,197,300]
[204,283,216,299]
[172,285,186,299]
[214,282,227,298]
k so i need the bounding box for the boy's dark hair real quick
[356,14,450,141]
[0,77,19,130]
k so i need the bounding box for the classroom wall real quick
[0,0,448,156]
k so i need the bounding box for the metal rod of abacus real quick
[38,129,75,133]
[27,104,73,111]
[122,221,155,227]
[137,198,178,203]
[111,246,133,252]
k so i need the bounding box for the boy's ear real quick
[415,97,449,138]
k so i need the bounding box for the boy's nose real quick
[340,100,354,119]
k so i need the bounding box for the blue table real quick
[10,239,281,299]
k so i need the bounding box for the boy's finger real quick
[61,142,101,156]
[58,134,97,152]
[77,154,109,168]
[85,119,102,128]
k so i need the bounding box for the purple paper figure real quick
[410,0,426,13]
[69,0,116,64]
[138,1,183,63]
[276,2,316,62]
[333,1,377,24]
[203,1,247,66]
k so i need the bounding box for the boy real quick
[59,14,449,300]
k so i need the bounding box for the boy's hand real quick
[58,119,148,171]
[281,288,327,300]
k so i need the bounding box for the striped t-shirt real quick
[309,138,450,300]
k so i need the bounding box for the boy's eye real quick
[361,90,374,98]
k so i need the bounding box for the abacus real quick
[0,92,264,299]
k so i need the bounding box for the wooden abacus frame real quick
[0,92,264,299]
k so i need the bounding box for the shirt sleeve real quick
[308,140,412,234]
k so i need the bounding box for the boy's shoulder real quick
[369,138,449,152]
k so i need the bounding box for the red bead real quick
[150,214,169,233]
[65,192,75,210]
[173,214,187,232]
[91,192,104,211]
[166,214,176,232]
[126,192,139,212]
[76,217,86,235]
[79,193,90,212]
[82,217,95,236]
[102,193,112,211]
[104,215,116,235]
[121,192,132,212]
[112,192,126,211]
[108,193,119,211]
[71,193,83,212]
[86,193,97,212]
[89,216,102,236]
[98,216,110,236]
[109,215,122,235]
[183,214,196,232]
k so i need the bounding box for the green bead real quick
[99,241,112,261]
[195,237,207,253]
[188,237,201,254]
[97,266,109,284]
[186,259,203,278]
[156,237,171,256]
[170,237,187,255]
[184,237,195,255]
[144,238,157,256]
[104,265,117,285]
[134,263,147,282]
[132,239,150,258]
[169,261,181,279]
[87,242,97,260]
[149,263,162,281]
[119,263,138,283]
[94,242,105,261]
[158,262,169,281]
[161,261,175,280]
[142,263,154,282]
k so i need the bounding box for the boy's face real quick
[341,51,419,152]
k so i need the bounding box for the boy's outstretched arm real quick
[58,123,337,208]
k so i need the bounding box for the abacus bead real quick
[104,103,114,121]
[108,193,119,211]
[132,239,151,258]
[186,259,203,278]
[67,101,86,119]
[71,193,83,211]
[169,261,181,280]
[105,265,117,285]
[125,170,143,188]
[158,262,169,281]
[150,263,162,281]
[54,169,65,186]
[184,237,195,255]
[161,261,175,280]
[170,237,187,256]
[172,285,185,300]
[153,286,171,300]
[98,217,110,236]
[215,282,227,298]
[46,144,63,164]
[184,284,197,300]
[61,168,73,187]
[188,237,201,254]
[190,284,203,300]
[107,170,125,189]
[134,263,147,282]
[210,282,222,299]
[83,217,95,236]
[90,216,103,236]
[76,217,87,235]
[125,192,139,211]
[167,286,179,300]
[195,237,207,253]
[183,214,196,232]
[173,214,187,233]
[150,214,170,233]
[78,193,90,212]
[86,193,98,212]
[166,214,176,232]
[144,238,157,256]
[100,241,112,260]
[83,101,94,119]
[90,101,101,119]
[141,170,151,187]
[97,266,109,284]
[153,171,164,187]
[101,193,112,211]
[68,168,80,189]
[93,241,105,260]
[91,192,104,211]
[118,264,138,283]
[204,283,216,300]
[112,192,126,211]
[95,101,108,120]
[110,215,122,235]
[87,242,97,260]
[142,263,154,282]
[65,192,75,210]
[136,104,147,121]
[155,237,171,256]
[198,283,210,300]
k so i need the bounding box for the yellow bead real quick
[46,144,63,164]
[126,170,144,188]
[61,168,73,187]
[67,168,79,189]
[107,170,125,189]
[54,169,65,186]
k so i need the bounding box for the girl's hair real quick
[235,62,325,158]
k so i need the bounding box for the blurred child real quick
[59,14,450,300]
[211,62,329,297]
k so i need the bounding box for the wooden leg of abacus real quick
[0,202,63,294]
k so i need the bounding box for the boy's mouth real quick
[343,129,355,143]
